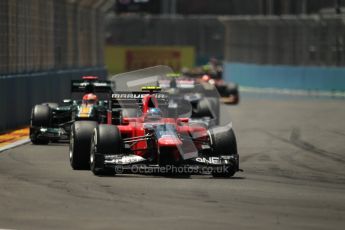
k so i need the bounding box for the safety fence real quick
[0,0,105,75]
[221,15,345,67]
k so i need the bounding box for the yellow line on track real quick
[0,128,29,148]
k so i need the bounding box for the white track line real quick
[0,138,30,153]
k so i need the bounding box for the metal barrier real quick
[0,67,107,131]
[0,0,105,75]
[224,62,345,92]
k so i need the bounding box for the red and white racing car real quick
[69,66,240,177]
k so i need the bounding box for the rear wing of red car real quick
[110,91,169,109]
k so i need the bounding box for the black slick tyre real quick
[90,124,121,176]
[69,121,98,170]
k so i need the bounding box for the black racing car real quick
[29,76,112,144]
[159,74,220,127]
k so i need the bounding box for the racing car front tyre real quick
[209,123,237,155]
[69,121,98,170]
[212,165,237,178]
[90,125,122,176]
[209,123,238,177]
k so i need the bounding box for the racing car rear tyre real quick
[209,123,237,156]
[193,98,213,118]
[69,121,98,170]
[30,104,50,145]
[216,85,228,97]
[31,139,49,145]
[192,97,220,126]
[30,135,49,145]
[31,104,51,127]
[209,123,238,177]
[225,84,239,104]
[226,83,238,95]
[30,127,49,145]
[207,97,220,125]
[91,125,122,176]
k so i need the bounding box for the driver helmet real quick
[146,108,162,121]
[82,93,98,105]
[202,64,211,72]
[201,74,211,82]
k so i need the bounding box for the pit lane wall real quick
[0,67,107,132]
[223,62,345,93]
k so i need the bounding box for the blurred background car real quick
[182,62,240,105]
[159,73,220,126]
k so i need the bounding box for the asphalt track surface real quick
[1,96,345,230]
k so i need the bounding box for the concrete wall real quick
[224,62,345,91]
[0,67,107,132]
